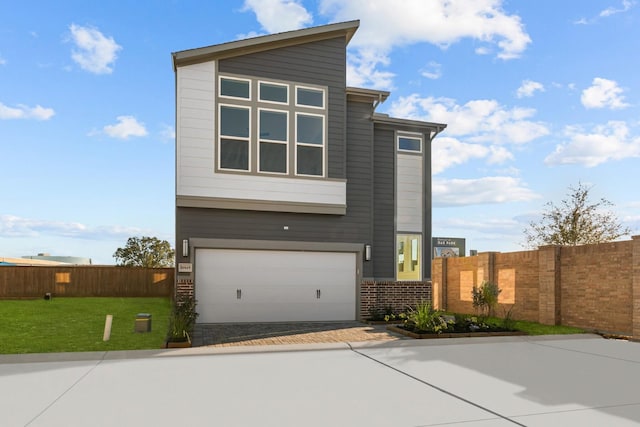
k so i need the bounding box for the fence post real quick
[538,245,561,325]
[432,257,447,310]
[632,236,640,340]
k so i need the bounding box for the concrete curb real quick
[0,334,604,364]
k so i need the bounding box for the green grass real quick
[484,316,586,335]
[0,297,171,354]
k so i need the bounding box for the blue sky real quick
[1,0,639,264]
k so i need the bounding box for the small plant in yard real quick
[404,301,452,334]
[501,305,517,330]
[167,294,198,343]
[471,281,501,318]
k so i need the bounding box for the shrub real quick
[167,294,198,342]
[471,281,501,317]
[405,301,452,333]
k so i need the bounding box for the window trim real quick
[216,73,328,179]
[258,107,289,175]
[218,103,251,172]
[397,132,423,154]
[294,111,325,177]
[295,85,325,109]
[219,76,252,100]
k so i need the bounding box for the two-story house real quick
[172,20,446,323]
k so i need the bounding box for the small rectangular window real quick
[259,110,287,141]
[220,139,249,170]
[296,145,323,176]
[260,142,287,173]
[220,106,249,138]
[296,114,323,145]
[296,87,324,108]
[259,82,288,103]
[398,136,422,152]
[220,78,250,99]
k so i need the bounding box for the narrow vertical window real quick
[259,109,288,174]
[295,113,324,176]
[219,105,250,171]
[397,234,421,280]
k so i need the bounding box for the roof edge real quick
[373,113,447,132]
[173,20,360,71]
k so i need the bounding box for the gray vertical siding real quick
[372,127,396,278]
[219,37,346,179]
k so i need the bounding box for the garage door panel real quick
[195,249,356,323]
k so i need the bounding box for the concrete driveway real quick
[2,334,640,426]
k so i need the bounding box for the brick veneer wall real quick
[433,236,640,338]
[560,241,633,333]
[360,280,432,318]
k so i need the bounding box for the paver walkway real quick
[192,321,406,347]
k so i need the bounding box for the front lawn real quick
[0,297,171,354]
[484,317,585,335]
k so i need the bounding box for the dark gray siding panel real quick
[372,127,395,278]
[346,100,374,277]
[219,37,346,179]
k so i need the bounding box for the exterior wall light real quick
[182,239,189,257]
[364,244,372,261]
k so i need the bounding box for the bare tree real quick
[523,182,631,248]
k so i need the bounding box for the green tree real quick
[523,183,631,248]
[113,236,175,267]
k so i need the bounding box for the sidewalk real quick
[3,334,640,426]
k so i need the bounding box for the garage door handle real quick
[237,289,242,299]
[316,289,321,299]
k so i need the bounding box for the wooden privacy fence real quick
[0,266,174,298]
[432,236,640,338]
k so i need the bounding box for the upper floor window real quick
[220,77,250,99]
[217,73,326,178]
[296,86,324,108]
[398,134,422,153]
[259,81,288,104]
[219,105,250,171]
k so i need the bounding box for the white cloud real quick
[242,0,313,33]
[516,80,545,98]
[581,78,629,109]
[159,124,175,142]
[432,137,490,174]
[433,176,539,207]
[319,0,530,88]
[575,0,635,24]
[0,214,145,240]
[545,121,640,167]
[0,102,55,120]
[68,24,122,74]
[0,55,6,65]
[432,138,514,175]
[600,0,634,17]
[102,116,148,139]
[421,61,442,80]
[388,94,549,144]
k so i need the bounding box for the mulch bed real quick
[387,325,527,339]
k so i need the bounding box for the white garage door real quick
[195,249,357,323]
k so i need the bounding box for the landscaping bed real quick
[387,324,527,339]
